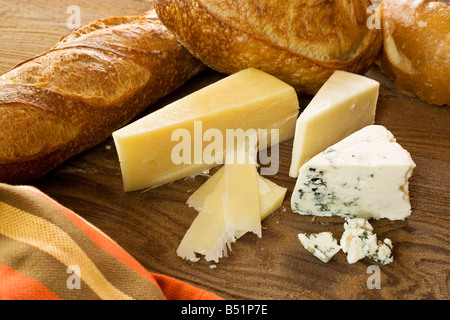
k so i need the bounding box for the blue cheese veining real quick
[291,125,416,220]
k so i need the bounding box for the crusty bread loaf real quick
[379,0,449,106]
[154,0,382,95]
[0,9,204,184]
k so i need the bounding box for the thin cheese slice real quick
[289,70,379,178]
[179,158,287,262]
[177,173,233,262]
[113,68,299,191]
[186,167,225,212]
[187,166,286,221]
[223,146,261,237]
[178,163,261,263]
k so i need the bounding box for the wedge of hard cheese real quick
[178,164,287,263]
[291,125,416,220]
[113,68,299,191]
[289,71,379,178]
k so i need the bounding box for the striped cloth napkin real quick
[0,183,222,300]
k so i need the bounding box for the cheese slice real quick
[113,68,299,191]
[187,167,287,222]
[291,125,416,220]
[177,164,261,263]
[223,145,261,237]
[256,176,287,221]
[289,70,379,178]
[178,144,261,262]
[179,159,287,262]
[177,172,233,262]
[186,167,226,212]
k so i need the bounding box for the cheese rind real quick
[289,70,379,178]
[113,68,299,191]
[291,125,416,220]
[298,232,341,263]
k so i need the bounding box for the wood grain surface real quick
[1,0,449,300]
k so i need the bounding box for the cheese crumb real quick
[340,218,394,265]
[298,232,341,263]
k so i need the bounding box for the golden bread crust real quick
[0,10,205,184]
[379,0,449,106]
[154,0,382,94]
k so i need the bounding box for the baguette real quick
[0,9,204,184]
[154,0,382,95]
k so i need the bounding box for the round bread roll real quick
[154,0,382,95]
[379,0,449,106]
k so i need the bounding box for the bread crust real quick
[379,0,449,106]
[0,10,204,184]
[154,0,382,95]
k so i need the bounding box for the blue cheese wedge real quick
[291,125,416,220]
[298,232,341,263]
[340,218,394,265]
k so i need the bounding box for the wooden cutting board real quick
[1,0,449,300]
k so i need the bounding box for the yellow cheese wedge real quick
[113,68,299,191]
[289,70,379,178]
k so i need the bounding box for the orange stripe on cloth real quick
[152,273,223,300]
[0,233,101,300]
[17,186,166,293]
[0,200,134,300]
[0,263,61,300]
[15,185,223,300]
[4,185,165,300]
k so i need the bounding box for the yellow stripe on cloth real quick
[0,201,133,300]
